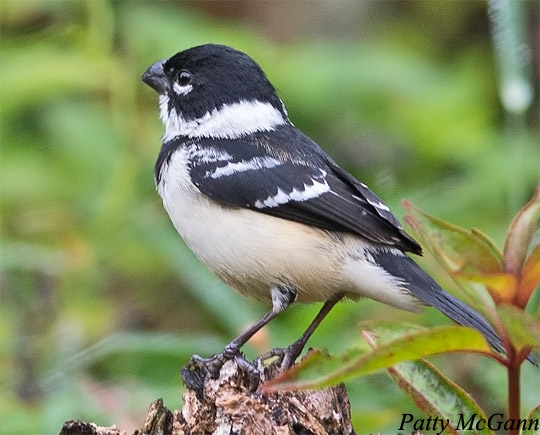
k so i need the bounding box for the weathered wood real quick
[60,359,355,435]
[176,359,354,434]
[60,420,125,435]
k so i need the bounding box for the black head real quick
[142,44,286,121]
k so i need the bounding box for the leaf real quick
[403,200,503,275]
[470,228,505,261]
[517,243,540,308]
[458,272,517,304]
[403,200,501,311]
[364,331,494,435]
[497,304,540,355]
[521,403,540,435]
[263,325,494,392]
[504,182,540,276]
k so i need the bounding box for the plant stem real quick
[507,362,521,435]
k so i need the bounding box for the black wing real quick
[182,126,421,254]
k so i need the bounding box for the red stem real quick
[507,356,521,435]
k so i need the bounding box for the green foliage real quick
[264,326,493,390]
[364,326,494,435]
[521,404,540,435]
[1,0,538,433]
[268,189,539,433]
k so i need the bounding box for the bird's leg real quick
[189,309,277,373]
[258,294,343,371]
[187,285,297,379]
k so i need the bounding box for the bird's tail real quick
[370,250,537,364]
[414,280,504,353]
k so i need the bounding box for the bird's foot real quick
[257,341,305,372]
[182,348,261,397]
[188,352,227,377]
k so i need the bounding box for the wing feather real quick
[182,128,421,254]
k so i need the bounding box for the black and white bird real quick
[142,44,504,372]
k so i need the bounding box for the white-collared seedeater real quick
[142,44,504,375]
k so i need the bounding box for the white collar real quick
[159,96,287,142]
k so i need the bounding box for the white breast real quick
[156,148,345,302]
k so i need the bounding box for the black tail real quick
[371,250,537,365]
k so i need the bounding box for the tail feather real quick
[370,249,537,364]
[419,284,504,353]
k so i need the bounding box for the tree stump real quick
[61,359,355,435]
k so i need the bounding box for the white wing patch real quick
[158,97,286,142]
[187,145,233,164]
[352,194,391,212]
[206,156,282,179]
[254,171,330,209]
[367,198,390,212]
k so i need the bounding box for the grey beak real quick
[142,59,168,93]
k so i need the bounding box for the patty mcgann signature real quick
[398,413,540,434]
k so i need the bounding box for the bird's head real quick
[142,44,288,141]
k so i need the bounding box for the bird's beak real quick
[142,59,168,93]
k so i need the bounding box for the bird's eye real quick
[177,70,192,86]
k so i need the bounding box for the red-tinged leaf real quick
[364,331,493,435]
[517,243,540,308]
[457,272,517,304]
[471,227,505,261]
[263,347,365,386]
[403,200,503,276]
[520,403,540,435]
[497,304,540,355]
[402,200,500,316]
[504,182,540,276]
[263,326,495,392]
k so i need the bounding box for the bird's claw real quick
[183,350,261,395]
[188,352,226,377]
[256,341,305,371]
[234,353,261,391]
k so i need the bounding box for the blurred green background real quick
[1,1,539,433]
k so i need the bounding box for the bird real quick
[142,43,505,375]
